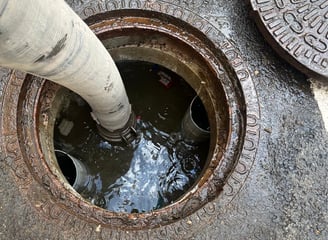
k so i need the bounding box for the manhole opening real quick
[53,60,211,213]
[30,12,244,229]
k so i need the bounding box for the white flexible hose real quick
[0,0,131,132]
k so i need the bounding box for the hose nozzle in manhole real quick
[97,112,137,143]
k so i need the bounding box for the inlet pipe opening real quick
[181,96,210,144]
[54,150,93,193]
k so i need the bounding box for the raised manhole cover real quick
[250,0,328,80]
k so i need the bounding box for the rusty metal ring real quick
[0,2,260,238]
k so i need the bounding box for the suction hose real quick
[0,0,135,142]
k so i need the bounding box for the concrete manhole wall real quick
[0,0,260,239]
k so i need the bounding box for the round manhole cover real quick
[250,0,328,80]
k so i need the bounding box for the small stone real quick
[264,128,272,133]
[34,202,42,208]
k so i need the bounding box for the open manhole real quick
[37,15,231,227]
[53,60,211,213]
[0,5,260,237]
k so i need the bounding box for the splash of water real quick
[97,120,201,213]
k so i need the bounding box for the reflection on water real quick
[54,61,209,213]
[101,120,203,213]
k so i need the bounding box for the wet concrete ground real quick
[0,0,327,239]
[191,1,328,239]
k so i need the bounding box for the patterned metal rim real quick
[0,1,260,237]
[24,14,240,229]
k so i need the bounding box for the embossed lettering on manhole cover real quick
[250,0,328,80]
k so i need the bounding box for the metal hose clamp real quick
[97,112,137,143]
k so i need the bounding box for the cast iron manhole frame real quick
[0,1,260,238]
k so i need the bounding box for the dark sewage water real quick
[54,61,210,213]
